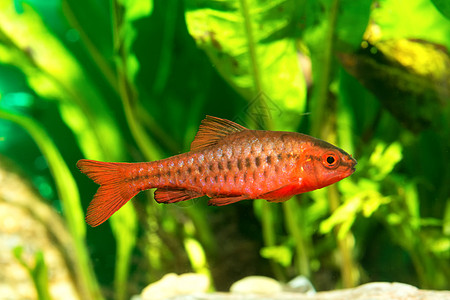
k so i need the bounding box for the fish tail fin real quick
[77,159,141,227]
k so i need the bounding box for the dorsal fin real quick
[190,116,248,151]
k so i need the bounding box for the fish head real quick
[299,140,357,191]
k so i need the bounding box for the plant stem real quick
[261,202,285,281]
[328,185,357,287]
[308,0,358,288]
[238,0,274,130]
[111,0,163,162]
[311,0,339,138]
[110,2,149,299]
[239,0,280,280]
[239,0,261,93]
[283,199,310,277]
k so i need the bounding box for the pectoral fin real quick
[258,184,299,203]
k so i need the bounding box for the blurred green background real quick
[0,0,449,299]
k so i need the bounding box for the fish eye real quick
[322,151,339,169]
[327,156,335,164]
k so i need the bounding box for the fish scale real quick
[123,133,294,196]
[77,116,357,227]
[134,134,299,196]
[148,131,299,198]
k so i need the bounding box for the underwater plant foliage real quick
[0,0,449,299]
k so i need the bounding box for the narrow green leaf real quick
[0,109,102,300]
[260,245,293,267]
[110,2,157,298]
[110,205,138,300]
[118,0,153,21]
[115,0,153,81]
[444,199,450,236]
[0,2,126,161]
[14,247,51,300]
[183,220,213,287]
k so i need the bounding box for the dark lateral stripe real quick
[237,159,243,171]
[245,157,251,168]
[255,156,261,167]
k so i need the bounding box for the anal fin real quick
[154,188,203,204]
[208,195,249,206]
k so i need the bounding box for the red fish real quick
[77,116,357,226]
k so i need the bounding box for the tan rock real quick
[141,273,210,300]
[0,159,80,300]
[230,276,283,295]
[145,281,450,300]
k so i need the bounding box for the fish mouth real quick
[347,156,357,173]
[350,159,357,173]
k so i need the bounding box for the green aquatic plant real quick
[0,0,449,299]
[14,246,51,300]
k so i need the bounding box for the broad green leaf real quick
[370,142,402,180]
[260,245,293,267]
[339,39,450,132]
[371,0,450,49]
[431,0,450,20]
[322,178,391,237]
[335,0,372,51]
[320,196,360,237]
[184,0,306,130]
[369,141,402,180]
